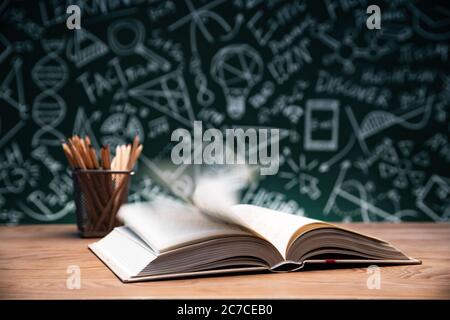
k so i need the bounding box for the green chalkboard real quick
[0,0,449,224]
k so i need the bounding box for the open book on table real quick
[89,187,421,282]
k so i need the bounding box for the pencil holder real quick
[72,170,134,238]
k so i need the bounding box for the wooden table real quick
[0,223,449,299]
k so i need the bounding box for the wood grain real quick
[0,223,449,299]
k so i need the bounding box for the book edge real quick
[124,266,269,282]
[88,242,132,282]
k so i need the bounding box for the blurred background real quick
[0,0,449,224]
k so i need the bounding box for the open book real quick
[89,193,420,282]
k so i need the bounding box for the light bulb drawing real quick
[211,44,263,119]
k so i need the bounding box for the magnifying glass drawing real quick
[108,19,171,72]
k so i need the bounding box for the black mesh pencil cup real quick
[72,169,134,238]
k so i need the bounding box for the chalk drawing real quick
[0,58,26,113]
[31,41,68,147]
[18,172,74,221]
[345,96,434,156]
[148,116,170,139]
[304,99,339,151]
[0,143,39,195]
[416,175,450,221]
[31,145,62,175]
[66,29,108,68]
[31,91,66,147]
[190,54,215,107]
[324,161,400,222]
[0,58,27,148]
[319,135,356,173]
[409,3,450,41]
[314,28,389,74]
[72,106,102,149]
[211,44,263,119]
[100,113,145,148]
[108,18,171,71]
[0,1,448,223]
[357,138,427,189]
[128,70,195,127]
[0,33,12,64]
[280,153,321,200]
[169,0,241,45]
[169,0,243,107]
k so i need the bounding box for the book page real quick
[117,197,251,253]
[229,204,329,259]
[89,227,157,281]
[191,166,254,225]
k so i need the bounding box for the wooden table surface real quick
[0,223,449,299]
